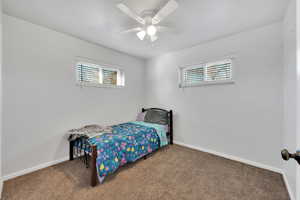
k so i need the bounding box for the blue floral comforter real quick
[87,122,167,182]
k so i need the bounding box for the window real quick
[179,59,233,87]
[76,62,125,88]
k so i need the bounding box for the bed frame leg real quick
[91,145,98,187]
[69,141,74,161]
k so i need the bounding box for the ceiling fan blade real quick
[152,0,178,25]
[117,3,145,25]
[157,26,172,32]
[120,27,142,34]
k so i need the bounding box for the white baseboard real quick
[174,141,282,173]
[2,157,69,181]
[282,172,296,200]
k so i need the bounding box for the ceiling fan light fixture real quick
[151,35,158,42]
[136,30,146,40]
[147,25,157,36]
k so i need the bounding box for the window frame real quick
[178,58,235,88]
[75,60,125,88]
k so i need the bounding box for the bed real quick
[69,108,173,186]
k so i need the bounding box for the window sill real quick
[179,80,235,88]
[76,83,125,89]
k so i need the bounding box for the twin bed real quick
[69,108,173,186]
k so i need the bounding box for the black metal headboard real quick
[142,108,173,145]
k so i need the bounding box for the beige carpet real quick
[2,145,289,200]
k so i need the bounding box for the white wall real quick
[0,0,3,197]
[283,0,297,198]
[296,0,300,199]
[145,23,283,169]
[2,14,146,176]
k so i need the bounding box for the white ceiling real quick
[3,0,289,59]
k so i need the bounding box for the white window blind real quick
[180,59,233,87]
[102,69,118,85]
[76,62,124,88]
[184,66,204,85]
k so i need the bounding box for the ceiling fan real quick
[117,0,178,42]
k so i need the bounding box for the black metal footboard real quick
[69,137,92,168]
[69,137,98,186]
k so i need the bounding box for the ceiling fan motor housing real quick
[141,10,156,25]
